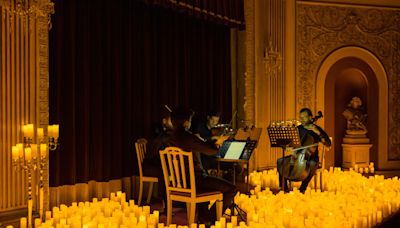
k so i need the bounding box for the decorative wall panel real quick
[296,3,400,160]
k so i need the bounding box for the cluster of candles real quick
[11,143,48,162]
[15,192,160,228]
[21,124,59,140]
[244,168,399,227]
[11,124,59,162]
[352,163,375,174]
[14,192,243,228]
[8,167,398,228]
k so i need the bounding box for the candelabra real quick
[11,123,59,227]
[22,124,59,150]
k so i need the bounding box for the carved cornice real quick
[296,3,400,159]
[1,0,54,29]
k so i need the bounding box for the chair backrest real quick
[318,136,333,170]
[135,138,148,178]
[159,147,196,197]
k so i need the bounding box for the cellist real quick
[277,108,331,193]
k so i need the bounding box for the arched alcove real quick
[326,62,377,167]
[316,46,391,170]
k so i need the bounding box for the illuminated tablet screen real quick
[224,141,246,160]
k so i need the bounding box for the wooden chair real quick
[159,147,223,225]
[135,138,158,206]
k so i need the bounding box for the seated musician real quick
[164,107,237,223]
[191,110,233,173]
[191,110,222,145]
[277,108,331,193]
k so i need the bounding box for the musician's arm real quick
[189,135,219,156]
[316,126,331,147]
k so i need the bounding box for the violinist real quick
[192,110,222,146]
[277,108,331,193]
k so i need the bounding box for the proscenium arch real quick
[316,46,391,170]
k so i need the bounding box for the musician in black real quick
[191,110,221,145]
[277,108,331,193]
[160,107,237,223]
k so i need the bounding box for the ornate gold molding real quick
[243,0,255,126]
[296,3,400,160]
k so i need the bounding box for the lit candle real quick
[48,124,59,138]
[377,210,382,223]
[24,124,34,138]
[17,143,24,158]
[54,125,59,138]
[45,211,52,221]
[12,146,19,160]
[40,144,47,158]
[231,216,237,227]
[37,128,44,139]
[34,218,42,227]
[31,144,38,159]
[20,217,27,228]
[48,125,54,138]
[24,147,32,161]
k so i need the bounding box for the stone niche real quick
[297,2,400,170]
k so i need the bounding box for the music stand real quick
[267,124,301,191]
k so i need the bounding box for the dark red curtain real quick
[49,0,233,186]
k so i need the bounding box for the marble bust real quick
[342,97,368,135]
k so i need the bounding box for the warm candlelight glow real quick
[23,124,34,138]
[17,143,24,158]
[48,124,59,138]
[31,144,38,159]
[244,168,400,227]
[12,146,19,160]
[24,148,32,161]
[40,144,47,158]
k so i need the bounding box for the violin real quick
[282,111,323,181]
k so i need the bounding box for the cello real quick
[282,111,323,181]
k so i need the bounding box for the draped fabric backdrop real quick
[49,0,237,187]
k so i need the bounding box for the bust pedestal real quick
[342,134,372,168]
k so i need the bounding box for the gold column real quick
[0,0,53,213]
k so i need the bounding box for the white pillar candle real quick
[50,124,59,138]
[17,143,24,158]
[12,146,19,160]
[40,144,47,158]
[231,216,237,227]
[34,218,42,227]
[377,210,382,223]
[31,144,38,159]
[24,148,32,161]
[20,217,27,228]
[45,211,52,221]
[23,124,34,138]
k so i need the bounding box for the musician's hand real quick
[285,147,293,153]
[214,135,229,148]
[305,124,321,135]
